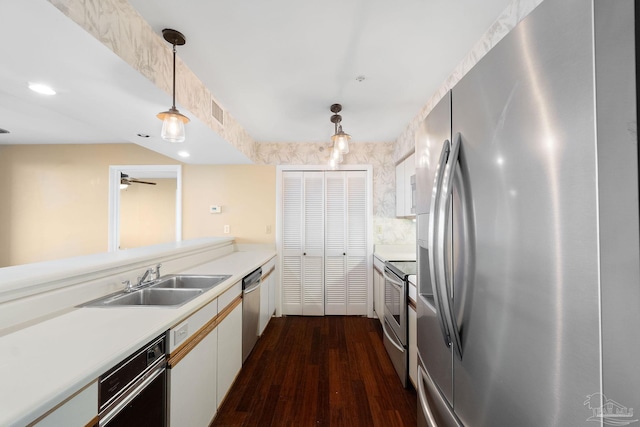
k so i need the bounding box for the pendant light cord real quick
[172,44,177,110]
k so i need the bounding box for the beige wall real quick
[182,165,276,245]
[120,178,177,250]
[0,144,276,268]
[0,144,179,267]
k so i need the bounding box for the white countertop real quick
[0,249,275,427]
[374,244,416,262]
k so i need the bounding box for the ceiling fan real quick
[120,173,157,187]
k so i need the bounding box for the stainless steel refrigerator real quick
[415,0,640,426]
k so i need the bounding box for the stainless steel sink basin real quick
[81,288,203,308]
[150,274,231,290]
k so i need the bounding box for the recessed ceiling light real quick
[28,83,56,95]
[177,151,190,158]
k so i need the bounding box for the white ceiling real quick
[0,0,513,162]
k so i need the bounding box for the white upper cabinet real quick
[396,152,416,217]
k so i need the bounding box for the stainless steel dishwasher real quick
[242,267,261,363]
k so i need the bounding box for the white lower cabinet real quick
[34,381,97,427]
[408,303,417,387]
[217,301,243,408]
[168,282,243,426]
[373,256,385,325]
[259,258,276,335]
[169,330,217,427]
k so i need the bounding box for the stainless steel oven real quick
[98,334,167,426]
[383,260,416,388]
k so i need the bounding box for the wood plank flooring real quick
[211,316,417,427]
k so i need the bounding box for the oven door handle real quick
[100,361,165,426]
[383,269,405,290]
[383,318,405,353]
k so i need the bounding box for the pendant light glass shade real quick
[328,157,338,170]
[332,126,350,154]
[331,146,343,163]
[158,107,189,143]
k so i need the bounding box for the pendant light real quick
[327,103,351,169]
[330,103,350,154]
[157,29,189,143]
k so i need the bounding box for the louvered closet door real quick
[345,171,367,315]
[281,172,303,315]
[324,171,368,315]
[281,171,325,316]
[302,172,325,316]
[325,172,347,315]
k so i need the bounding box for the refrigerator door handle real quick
[418,362,462,427]
[417,364,438,427]
[428,139,453,347]
[437,132,464,358]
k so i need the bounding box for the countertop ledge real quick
[0,249,275,427]
[374,244,416,262]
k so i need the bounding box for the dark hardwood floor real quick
[211,316,417,427]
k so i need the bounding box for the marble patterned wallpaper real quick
[48,0,545,245]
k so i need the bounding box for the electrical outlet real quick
[266,225,272,234]
[224,225,230,234]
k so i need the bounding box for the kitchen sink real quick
[81,288,203,308]
[149,274,231,290]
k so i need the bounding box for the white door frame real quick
[108,165,182,252]
[275,164,373,317]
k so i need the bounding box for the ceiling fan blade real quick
[129,179,157,185]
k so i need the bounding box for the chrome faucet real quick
[123,264,163,293]
[123,279,135,293]
[137,268,155,287]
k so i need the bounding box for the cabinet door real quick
[373,265,384,324]
[34,381,97,427]
[217,302,243,408]
[404,153,415,216]
[259,273,269,335]
[169,330,217,427]
[395,161,405,217]
[268,268,275,317]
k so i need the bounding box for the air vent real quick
[211,98,224,126]
[0,128,9,134]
